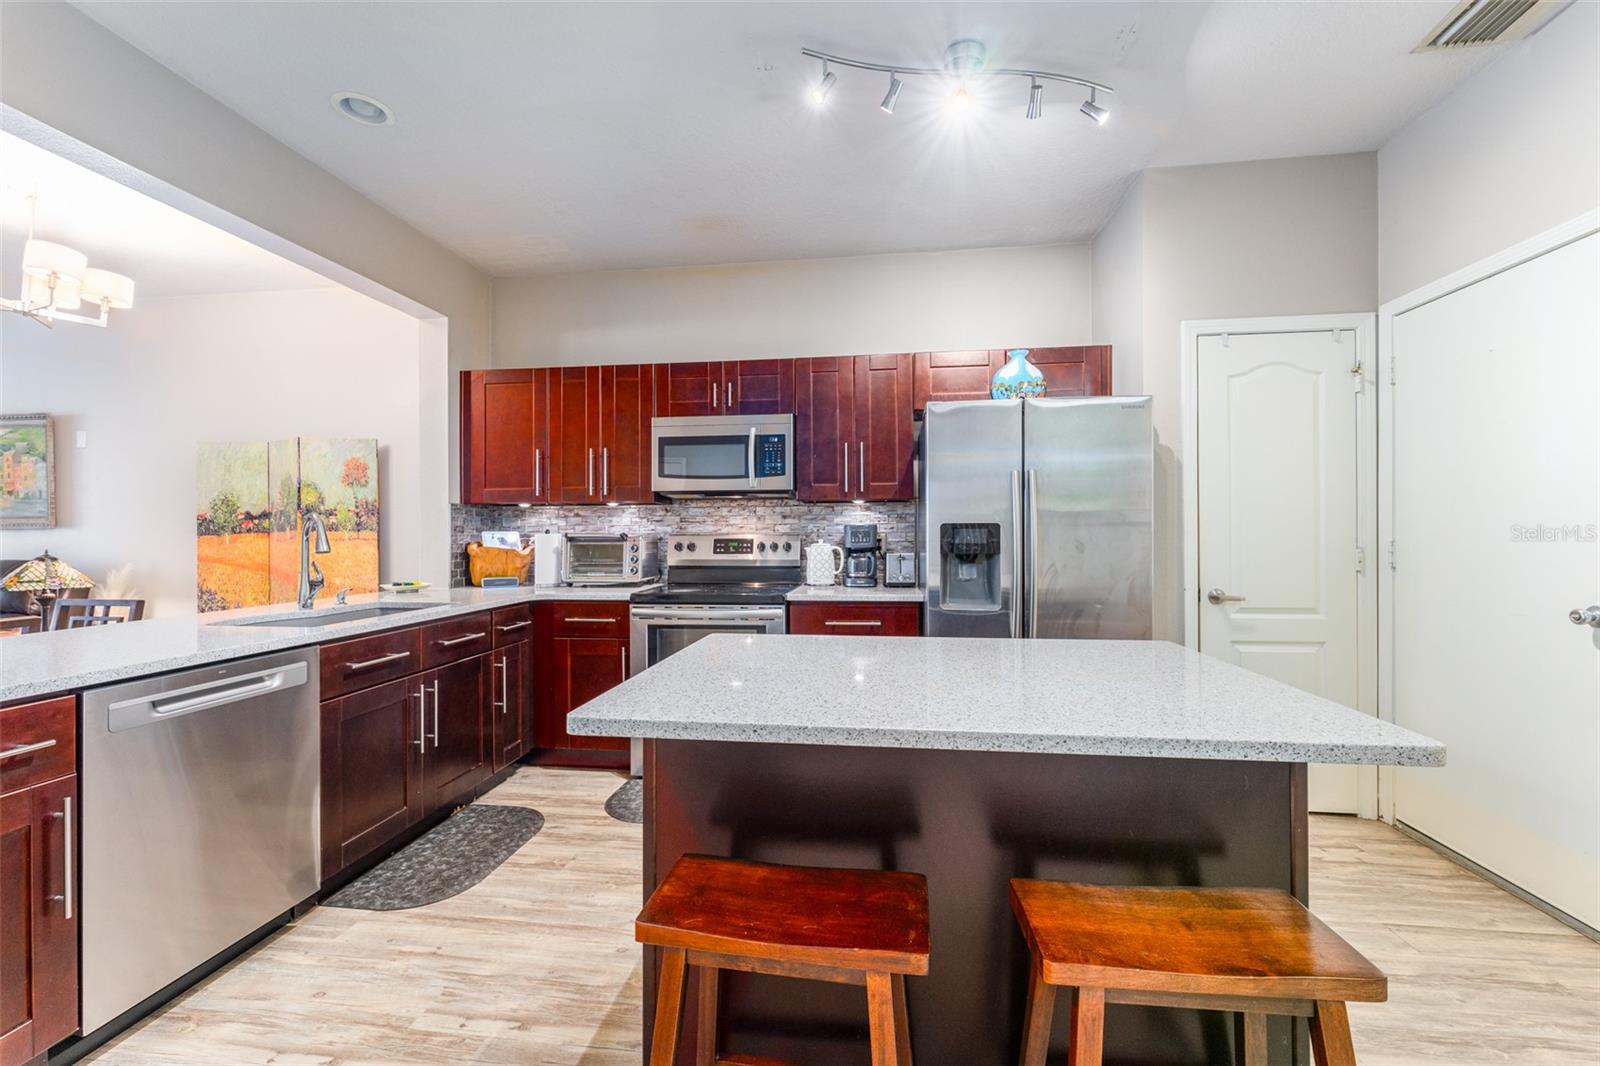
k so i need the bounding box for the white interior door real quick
[1390,232,1599,929]
[1196,327,1369,813]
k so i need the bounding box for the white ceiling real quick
[73,1,1503,277]
[1,130,335,300]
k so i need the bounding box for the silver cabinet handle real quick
[1027,469,1040,637]
[621,646,629,679]
[602,446,610,498]
[495,620,531,632]
[1009,470,1023,638]
[494,655,508,714]
[1207,588,1247,605]
[48,796,73,919]
[413,686,426,751]
[434,632,486,648]
[534,447,542,499]
[859,440,866,496]
[345,650,411,672]
[587,447,595,497]
[0,738,56,762]
[1571,606,1600,627]
[843,442,850,494]
[563,616,615,623]
[748,427,757,488]
[712,382,719,409]
[824,619,882,627]
[430,680,441,749]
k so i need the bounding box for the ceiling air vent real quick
[1416,0,1565,50]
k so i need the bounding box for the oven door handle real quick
[631,608,785,623]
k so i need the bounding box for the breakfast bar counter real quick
[569,634,1442,1065]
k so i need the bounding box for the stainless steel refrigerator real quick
[918,396,1154,639]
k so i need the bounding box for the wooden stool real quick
[637,854,929,1066]
[1009,881,1387,1066]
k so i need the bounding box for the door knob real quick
[1571,605,1600,628]
[1207,588,1246,605]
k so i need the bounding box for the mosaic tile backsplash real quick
[450,500,915,587]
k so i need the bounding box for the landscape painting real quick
[267,437,380,605]
[0,414,55,530]
[195,441,271,611]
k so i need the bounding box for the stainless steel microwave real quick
[651,414,794,497]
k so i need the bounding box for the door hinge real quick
[1388,358,1397,387]
[1355,546,1366,575]
[1386,540,1397,571]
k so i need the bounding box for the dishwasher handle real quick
[106,661,310,731]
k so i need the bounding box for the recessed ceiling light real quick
[331,92,394,126]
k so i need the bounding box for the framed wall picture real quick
[0,414,56,530]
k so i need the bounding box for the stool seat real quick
[1010,881,1386,1003]
[639,854,931,976]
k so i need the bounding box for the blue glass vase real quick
[991,348,1045,399]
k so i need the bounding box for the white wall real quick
[494,243,1094,365]
[1378,2,1600,301]
[0,288,433,617]
[0,0,491,499]
[1091,176,1146,395]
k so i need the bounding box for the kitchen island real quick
[568,634,1443,1066]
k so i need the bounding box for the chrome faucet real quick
[298,509,332,610]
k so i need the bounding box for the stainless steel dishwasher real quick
[80,648,320,1033]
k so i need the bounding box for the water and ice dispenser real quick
[938,523,1002,610]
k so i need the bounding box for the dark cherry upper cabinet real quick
[853,354,915,500]
[319,678,423,880]
[725,359,794,414]
[913,347,1113,409]
[598,363,654,504]
[653,362,720,418]
[1024,345,1112,397]
[794,357,856,502]
[490,639,529,771]
[461,369,551,505]
[549,367,601,504]
[422,653,490,812]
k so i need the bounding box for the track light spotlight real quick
[1079,88,1109,125]
[949,84,972,115]
[810,64,837,106]
[1027,79,1043,120]
[880,73,903,114]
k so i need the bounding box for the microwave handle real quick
[748,428,757,487]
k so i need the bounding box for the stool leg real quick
[1019,956,1056,1066]
[1234,1012,1268,1066]
[1309,1001,1357,1066]
[867,972,900,1066]
[650,948,688,1066]
[695,966,718,1066]
[891,974,914,1066]
[1065,987,1104,1066]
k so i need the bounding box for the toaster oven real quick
[562,535,660,585]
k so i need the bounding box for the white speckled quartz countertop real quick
[568,634,1445,766]
[785,585,925,603]
[0,584,654,703]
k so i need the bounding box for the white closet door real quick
[1392,232,1600,928]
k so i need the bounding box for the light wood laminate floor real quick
[89,768,1598,1064]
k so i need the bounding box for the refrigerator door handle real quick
[1010,470,1023,638]
[1027,468,1040,637]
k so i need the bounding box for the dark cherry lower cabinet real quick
[1,696,78,1066]
[532,601,631,758]
[319,678,424,878]
[421,653,490,813]
[788,601,922,636]
[490,639,530,771]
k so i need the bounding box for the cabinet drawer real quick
[0,695,75,795]
[788,602,921,636]
[420,612,494,668]
[320,627,423,699]
[545,601,630,639]
[490,603,535,646]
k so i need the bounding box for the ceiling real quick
[1,130,334,300]
[73,1,1503,277]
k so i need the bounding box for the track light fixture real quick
[1079,88,1109,126]
[801,40,1112,125]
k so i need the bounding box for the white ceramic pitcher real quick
[804,541,844,586]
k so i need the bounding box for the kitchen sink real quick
[220,605,436,628]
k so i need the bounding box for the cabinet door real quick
[490,640,529,771]
[653,362,721,417]
[912,350,1003,409]
[319,680,423,879]
[549,366,600,503]
[1029,345,1113,397]
[423,654,489,812]
[1,774,78,1065]
[560,637,630,752]
[794,357,856,502]
[789,602,921,636]
[599,363,655,503]
[462,369,539,504]
[726,359,794,414]
[853,354,916,501]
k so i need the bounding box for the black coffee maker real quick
[843,523,879,588]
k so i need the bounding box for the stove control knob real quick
[769,542,779,552]
[687,542,697,552]
[673,542,683,552]
[782,541,793,552]
[756,542,766,552]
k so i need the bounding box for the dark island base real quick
[642,739,1310,1066]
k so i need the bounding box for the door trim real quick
[1375,208,1600,824]
[1181,313,1380,818]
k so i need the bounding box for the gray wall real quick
[1378,2,1600,301]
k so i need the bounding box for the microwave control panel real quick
[754,434,787,477]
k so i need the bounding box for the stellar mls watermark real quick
[1509,523,1598,543]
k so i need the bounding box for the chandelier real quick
[2,197,135,328]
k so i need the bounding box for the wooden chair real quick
[637,854,929,1066]
[50,598,146,629]
[1010,880,1386,1066]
